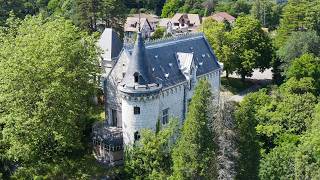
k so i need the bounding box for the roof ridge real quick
[145,32,204,46]
[123,32,204,50]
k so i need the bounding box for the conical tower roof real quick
[119,32,161,95]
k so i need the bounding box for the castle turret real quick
[119,32,162,145]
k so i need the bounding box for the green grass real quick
[221,77,254,94]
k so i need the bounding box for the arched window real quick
[134,72,139,83]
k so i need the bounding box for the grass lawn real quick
[221,77,254,95]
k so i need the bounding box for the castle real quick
[93,30,221,164]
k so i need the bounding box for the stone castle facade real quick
[104,32,221,145]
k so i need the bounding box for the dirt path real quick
[222,69,273,102]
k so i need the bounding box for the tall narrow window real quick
[111,109,117,126]
[134,72,139,83]
[134,131,140,142]
[162,108,169,124]
[134,106,140,115]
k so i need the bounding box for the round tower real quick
[118,32,162,145]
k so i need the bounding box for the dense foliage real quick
[0,15,101,178]
[161,0,214,17]
[215,0,252,17]
[124,119,179,179]
[251,0,284,29]
[172,80,217,179]
[235,54,320,179]
[275,0,320,47]
[203,16,274,80]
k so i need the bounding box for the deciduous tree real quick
[228,16,274,81]
[0,15,98,176]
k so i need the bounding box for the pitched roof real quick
[158,18,171,27]
[211,12,236,23]
[124,17,152,32]
[171,13,201,26]
[132,13,159,23]
[119,32,161,94]
[122,33,221,89]
[98,28,123,61]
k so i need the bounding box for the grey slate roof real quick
[98,28,123,61]
[123,33,221,89]
[119,32,162,95]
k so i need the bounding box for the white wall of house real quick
[122,95,160,145]
[159,83,186,123]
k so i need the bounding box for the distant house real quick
[171,13,201,32]
[210,12,236,24]
[131,13,159,30]
[124,17,153,39]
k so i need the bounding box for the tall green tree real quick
[47,0,127,32]
[99,0,126,33]
[202,19,235,77]
[172,80,217,179]
[228,16,274,80]
[235,90,270,179]
[0,15,98,176]
[275,0,320,47]
[251,0,283,29]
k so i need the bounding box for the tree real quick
[0,15,98,176]
[161,0,214,17]
[202,19,235,78]
[251,0,284,29]
[99,0,127,33]
[47,0,127,33]
[235,90,270,179]
[215,0,252,17]
[228,16,274,80]
[151,27,165,40]
[0,0,50,24]
[172,80,217,179]
[161,0,184,18]
[280,77,316,95]
[275,0,320,47]
[259,142,297,180]
[277,31,320,68]
[236,84,317,179]
[124,119,179,179]
[285,53,320,92]
[295,104,320,179]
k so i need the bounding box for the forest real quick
[0,0,320,179]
